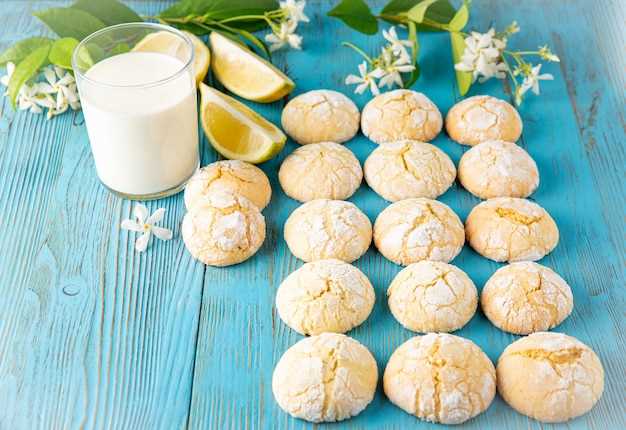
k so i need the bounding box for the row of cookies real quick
[273,330,603,425]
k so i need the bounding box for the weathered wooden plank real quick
[188,0,625,429]
[0,2,204,429]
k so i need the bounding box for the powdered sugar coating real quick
[281,90,360,145]
[182,191,265,266]
[276,259,375,335]
[482,262,573,334]
[384,333,496,424]
[497,332,604,423]
[364,140,456,201]
[465,197,559,262]
[388,261,477,333]
[272,333,378,423]
[279,142,362,202]
[446,96,522,146]
[374,198,464,266]
[458,140,539,199]
[361,90,443,144]
[184,160,272,210]
[284,199,372,263]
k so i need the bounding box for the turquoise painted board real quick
[0,1,624,430]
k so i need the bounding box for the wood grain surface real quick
[0,1,624,429]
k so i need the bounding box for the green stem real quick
[342,42,374,63]
[500,53,518,89]
[377,14,408,24]
[421,18,449,31]
[217,14,267,24]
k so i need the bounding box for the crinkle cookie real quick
[361,90,443,144]
[279,142,362,202]
[276,259,375,335]
[384,333,496,424]
[281,90,360,145]
[364,140,456,201]
[387,261,477,333]
[272,333,378,423]
[481,262,573,335]
[184,160,272,210]
[446,96,522,146]
[181,192,265,266]
[497,332,604,423]
[373,198,464,266]
[284,199,372,263]
[465,197,559,262]
[458,140,539,199]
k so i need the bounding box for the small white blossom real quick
[455,28,508,83]
[0,62,15,90]
[378,47,415,89]
[121,204,173,252]
[519,63,553,96]
[280,0,309,24]
[345,61,385,95]
[539,45,560,62]
[265,20,302,51]
[382,26,412,64]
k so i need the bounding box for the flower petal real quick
[121,219,143,232]
[134,204,148,223]
[135,232,150,252]
[146,207,165,224]
[152,226,173,241]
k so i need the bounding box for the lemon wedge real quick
[133,30,210,85]
[199,83,286,163]
[209,32,294,103]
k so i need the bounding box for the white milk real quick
[80,52,198,196]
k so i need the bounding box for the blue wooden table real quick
[1,1,624,429]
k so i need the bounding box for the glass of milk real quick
[72,23,199,200]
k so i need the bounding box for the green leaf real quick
[448,1,469,31]
[382,0,456,31]
[328,0,378,35]
[407,0,439,23]
[160,0,278,32]
[34,7,106,40]
[48,37,79,69]
[450,31,472,96]
[404,21,420,88]
[0,37,53,67]
[72,0,143,26]
[109,42,130,55]
[8,45,50,107]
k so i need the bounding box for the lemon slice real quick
[199,83,286,163]
[209,32,294,103]
[133,30,210,85]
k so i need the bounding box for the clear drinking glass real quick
[72,23,199,200]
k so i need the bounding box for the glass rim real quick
[71,22,195,89]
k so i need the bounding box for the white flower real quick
[121,204,173,252]
[265,20,302,51]
[378,48,415,89]
[280,0,309,24]
[345,61,385,95]
[455,28,508,83]
[41,66,80,112]
[519,64,553,96]
[382,26,412,64]
[0,62,15,89]
[539,45,560,62]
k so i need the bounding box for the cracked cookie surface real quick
[465,197,559,262]
[364,140,456,201]
[279,142,363,202]
[388,261,477,332]
[284,199,372,263]
[384,333,496,424]
[281,90,360,145]
[458,140,539,199]
[182,191,266,266]
[446,96,522,146]
[497,332,604,423]
[184,160,271,210]
[374,198,464,266]
[276,259,375,335]
[361,90,442,144]
[482,262,573,334]
[272,333,378,423]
